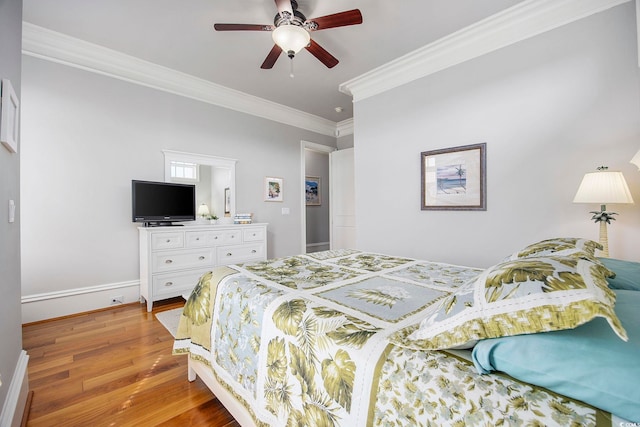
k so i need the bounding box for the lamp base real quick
[599,220,609,258]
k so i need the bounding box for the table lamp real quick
[197,203,210,218]
[573,166,633,257]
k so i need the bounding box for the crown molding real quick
[339,0,630,101]
[21,22,338,137]
[336,118,354,137]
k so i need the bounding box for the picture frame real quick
[421,143,486,211]
[264,177,283,202]
[305,176,321,206]
[1,79,19,153]
[224,187,231,214]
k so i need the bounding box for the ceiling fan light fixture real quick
[272,25,310,56]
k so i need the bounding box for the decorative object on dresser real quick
[421,143,486,211]
[138,223,267,311]
[573,166,634,257]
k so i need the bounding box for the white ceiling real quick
[22,0,525,123]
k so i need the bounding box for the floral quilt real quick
[173,250,616,426]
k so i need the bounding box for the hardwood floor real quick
[22,298,241,427]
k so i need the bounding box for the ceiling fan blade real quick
[306,9,362,31]
[274,0,293,16]
[214,23,274,31]
[305,39,339,68]
[261,44,283,69]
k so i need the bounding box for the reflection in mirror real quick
[163,150,237,222]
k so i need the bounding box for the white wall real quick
[354,3,640,268]
[20,56,336,322]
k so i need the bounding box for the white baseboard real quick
[306,241,330,253]
[0,350,29,427]
[21,280,140,324]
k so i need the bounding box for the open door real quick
[330,148,355,249]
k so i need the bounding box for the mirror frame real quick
[163,149,237,220]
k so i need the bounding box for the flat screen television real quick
[131,180,196,226]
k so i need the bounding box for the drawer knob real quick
[165,259,173,264]
[196,237,200,241]
[252,233,256,237]
[199,256,205,260]
[166,239,171,243]
[165,281,173,287]
[251,249,257,253]
[214,236,218,240]
[226,252,232,257]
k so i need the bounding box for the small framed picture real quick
[264,177,283,202]
[305,176,321,206]
[1,79,19,153]
[421,143,486,210]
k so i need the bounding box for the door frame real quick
[300,141,336,254]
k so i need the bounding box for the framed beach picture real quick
[305,176,321,206]
[264,177,283,202]
[421,143,486,211]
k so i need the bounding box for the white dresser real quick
[139,223,267,311]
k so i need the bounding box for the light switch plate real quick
[8,199,15,223]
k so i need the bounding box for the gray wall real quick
[337,133,354,150]
[354,3,640,267]
[305,150,330,250]
[0,0,23,411]
[21,55,336,301]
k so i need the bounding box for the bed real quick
[173,238,640,426]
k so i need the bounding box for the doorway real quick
[300,141,335,253]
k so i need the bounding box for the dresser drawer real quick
[221,230,242,245]
[152,269,211,298]
[152,248,214,273]
[243,227,265,242]
[216,243,265,265]
[151,232,184,250]
[185,230,224,248]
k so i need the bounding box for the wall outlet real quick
[110,295,124,304]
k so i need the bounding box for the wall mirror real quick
[163,149,237,221]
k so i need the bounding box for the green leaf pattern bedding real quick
[174,250,615,426]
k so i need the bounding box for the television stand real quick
[138,223,268,311]
[144,221,184,227]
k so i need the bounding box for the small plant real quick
[208,215,219,220]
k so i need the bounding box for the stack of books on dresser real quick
[233,213,253,224]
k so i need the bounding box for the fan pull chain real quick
[289,57,295,78]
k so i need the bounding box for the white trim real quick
[336,118,354,137]
[21,22,338,137]
[300,141,336,254]
[339,0,630,101]
[21,279,139,303]
[0,350,29,427]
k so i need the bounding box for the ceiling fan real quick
[214,0,363,70]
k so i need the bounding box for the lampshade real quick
[631,149,640,170]
[272,25,310,55]
[573,170,634,204]
[197,203,210,217]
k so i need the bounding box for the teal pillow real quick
[472,289,640,422]
[600,258,640,291]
